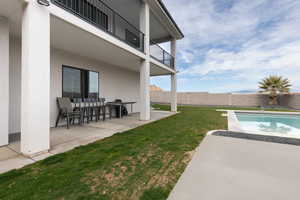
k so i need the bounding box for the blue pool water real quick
[235,112,300,138]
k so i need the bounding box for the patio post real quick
[21,1,50,155]
[0,16,9,146]
[171,39,177,112]
[139,1,150,120]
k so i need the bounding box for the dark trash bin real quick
[115,99,128,118]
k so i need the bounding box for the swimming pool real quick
[229,111,300,139]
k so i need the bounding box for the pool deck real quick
[168,133,300,200]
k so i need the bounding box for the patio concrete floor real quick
[0,110,175,174]
[168,134,300,200]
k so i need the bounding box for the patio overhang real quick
[50,15,143,72]
[150,57,176,76]
[0,0,178,155]
[50,15,175,76]
[0,0,23,38]
[0,0,175,76]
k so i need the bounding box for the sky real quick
[151,0,300,93]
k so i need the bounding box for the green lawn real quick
[0,105,293,200]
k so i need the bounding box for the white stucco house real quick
[0,0,183,156]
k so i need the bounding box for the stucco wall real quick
[50,49,140,128]
[151,91,300,109]
[0,17,10,146]
[152,92,232,106]
[9,37,140,134]
[231,94,269,107]
[279,94,300,109]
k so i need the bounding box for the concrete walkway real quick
[168,134,300,200]
[0,111,175,174]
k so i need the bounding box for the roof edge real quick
[156,0,184,39]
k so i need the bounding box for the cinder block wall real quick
[178,92,230,106]
[231,94,269,107]
[279,94,300,109]
[151,91,300,109]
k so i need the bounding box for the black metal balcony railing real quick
[150,41,175,69]
[51,0,145,52]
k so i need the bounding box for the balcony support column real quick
[171,39,177,112]
[0,16,9,146]
[21,1,50,156]
[139,1,150,120]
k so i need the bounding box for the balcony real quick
[51,0,145,52]
[150,41,175,70]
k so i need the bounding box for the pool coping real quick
[217,109,300,115]
[208,130,300,146]
[227,111,243,132]
[227,110,300,139]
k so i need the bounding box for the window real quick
[62,66,99,99]
[88,71,99,98]
[125,29,140,48]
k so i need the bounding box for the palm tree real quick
[258,75,291,105]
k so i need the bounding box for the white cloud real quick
[180,50,195,63]
[162,0,300,91]
[183,40,300,76]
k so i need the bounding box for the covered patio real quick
[0,110,175,174]
[0,0,178,157]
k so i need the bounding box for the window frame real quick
[62,65,100,99]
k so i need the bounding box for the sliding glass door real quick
[62,66,99,99]
[62,67,82,98]
[88,71,99,98]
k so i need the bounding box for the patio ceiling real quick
[0,0,23,38]
[102,0,176,43]
[51,15,173,76]
[50,15,142,71]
